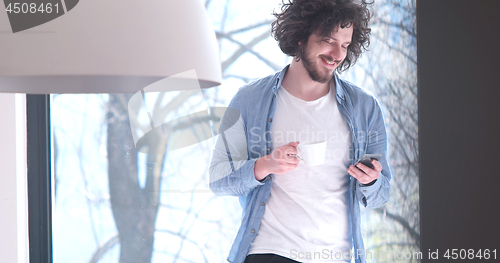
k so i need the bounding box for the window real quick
[28,1,418,262]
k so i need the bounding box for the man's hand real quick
[347,159,382,185]
[254,141,300,181]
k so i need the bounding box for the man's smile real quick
[319,55,340,68]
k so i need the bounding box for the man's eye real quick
[342,46,348,49]
[323,39,333,44]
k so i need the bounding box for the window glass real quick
[52,1,418,262]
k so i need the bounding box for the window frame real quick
[26,94,52,263]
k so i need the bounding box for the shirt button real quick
[251,229,255,234]
[268,118,272,122]
[261,202,265,206]
[363,190,367,193]
[267,147,271,152]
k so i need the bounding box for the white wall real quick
[0,93,28,263]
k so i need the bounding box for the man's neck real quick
[281,59,332,101]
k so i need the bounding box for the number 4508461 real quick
[443,249,496,260]
[5,3,60,14]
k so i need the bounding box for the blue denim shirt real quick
[209,65,392,263]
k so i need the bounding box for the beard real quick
[298,46,339,84]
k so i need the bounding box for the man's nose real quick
[328,44,343,61]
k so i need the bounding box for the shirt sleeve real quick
[209,104,264,196]
[355,99,392,208]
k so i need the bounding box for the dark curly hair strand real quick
[271,0,373,72]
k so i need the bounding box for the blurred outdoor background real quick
[51,0,418,262]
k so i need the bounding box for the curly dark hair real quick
[271,0,372,72]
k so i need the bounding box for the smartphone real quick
[356,154,382,169]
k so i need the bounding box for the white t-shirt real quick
[248,81,352,262]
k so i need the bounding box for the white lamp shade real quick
[0,0,222,93]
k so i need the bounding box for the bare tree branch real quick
[154,91,201,125]
[374,208,420,247]
[217,31,280,71]
[372,18,416,37]
[75,98,100,247]
[371,33,417,65]
[223,74,252,83]
[225,20,274,35]
[88,235,120,263]
[367,242,417,250]
[153,229,209,263]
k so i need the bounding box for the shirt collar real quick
[272,64,289,95]
[334,72,346,105]
[273,64,347,105]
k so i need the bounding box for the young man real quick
[209,0,392,262]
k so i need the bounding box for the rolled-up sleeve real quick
[356,99,392,208]
[209,100,264,196]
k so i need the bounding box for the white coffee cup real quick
[297,141,327,166]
